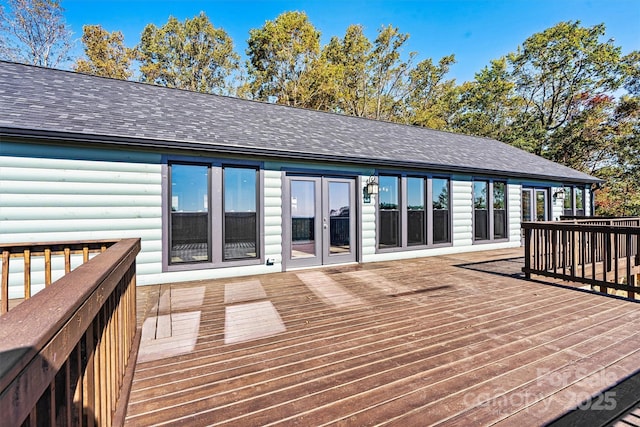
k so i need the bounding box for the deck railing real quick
[522,218,640,299]
[0,238,141,426]
[1,240,120,314]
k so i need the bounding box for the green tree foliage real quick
[453,58,516,140]
[404,54,458,129]
[245,11,320,106]
[367,25,415,120]
[73,25,134,79]
[137,12,239,94]
[321,24,372,116]
[0,0,72,67]
[507,21,624,156]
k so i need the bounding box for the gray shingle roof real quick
[0,61,598,183]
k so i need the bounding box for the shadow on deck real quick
[125,247,640,426]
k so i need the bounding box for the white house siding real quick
[551,185,564,221]
[0,142,163,296]
[263,170,283,266]
[452,176,473,247]
[508,183,522,243]
[360,175,377,259]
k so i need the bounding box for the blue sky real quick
[59,0,640,84]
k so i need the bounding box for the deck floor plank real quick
[125,248,640,426]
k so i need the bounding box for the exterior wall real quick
[551,186,564,221]
[360,174,377,259]
[508,183,522,243]
[452,176,473,247]
[0,142,163,295]
[2,140,587,295]
[263,169,283,267]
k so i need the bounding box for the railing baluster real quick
[614,232,619,287]
[44,248,52,287]
[64,247,71,274]
[24,249,31,300]
[626,233,634,300]
[1,250,9,314]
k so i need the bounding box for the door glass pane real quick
[474,181,489,240]
[432,178,450,244]
[536,190,547,221]
[563,186,573,217]
[291,180,316,258]
[224,167,257,260]
[522,190,532,222]
[170,164,210,263]
[493,182,507,239]
[407,178,425,246]
[575,188,585,216]
[379,175,400,248]
[328,182,351,254]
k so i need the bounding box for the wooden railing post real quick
[523,225,532,279]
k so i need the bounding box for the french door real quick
[285,176,357,268]
[522,188,549,223]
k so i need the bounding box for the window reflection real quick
[224,167,258,260]
[170,164,210,263]
[432,178,450,244]
[379,176,400,248]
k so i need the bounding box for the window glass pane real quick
[407,177,425,246]
[575,188,585,216]
[170,164,210,263]
[291,180,316,258]
[329,182,351,254]
[432,178,450,244]
[493,182,507,239]
[474,181,489,240]
[379,175,400,248]
[563,186,573,211]
[522,190,532,222]
[536,190,547,221]
[224,167,258,260]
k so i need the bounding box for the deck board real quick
[125,248,640,426]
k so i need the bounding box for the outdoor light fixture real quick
[363,174,379,203]
[553,188,565,200]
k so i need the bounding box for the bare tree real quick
[0,0,73,67]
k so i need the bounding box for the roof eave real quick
[0,127,603,185]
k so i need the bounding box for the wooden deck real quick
[124,248,640,426]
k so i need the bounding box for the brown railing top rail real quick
[0,238,141,393]
[0,239,119,256]
[521,222,640,234]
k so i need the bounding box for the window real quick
[223,167,258,260]
[407,177,425,246]
[473,179,508,242]
[493,182,507,239]
[377,174,451,250]
[378,175,401,248]
[170,164,210,263]
[432,178,450,244]
[167,161,261,268]
[473,181,489,241]
[575,187,585,216]
[563,186,573,217]
[562,185,588,217]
